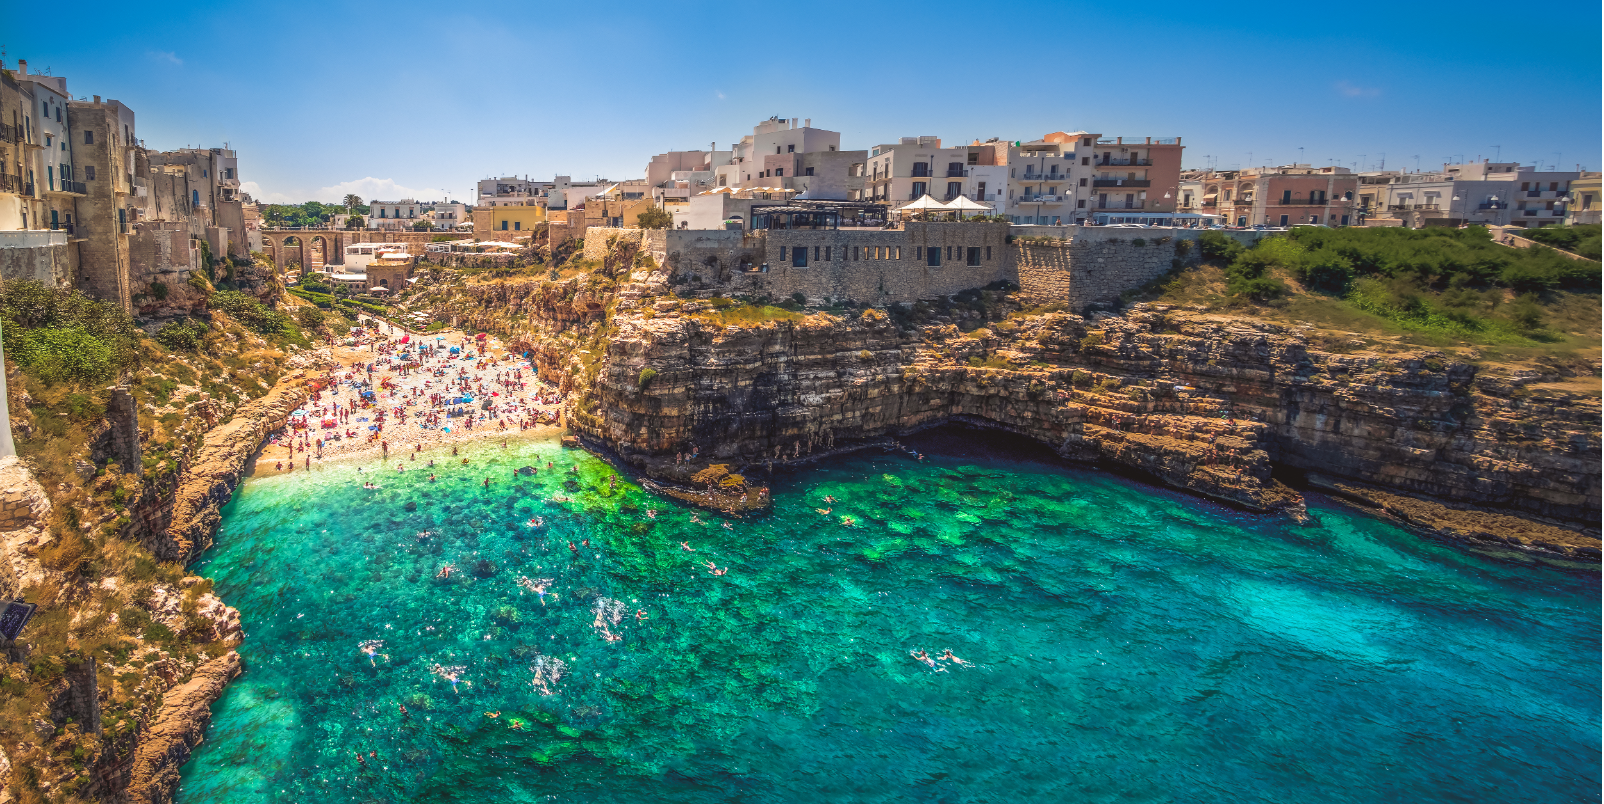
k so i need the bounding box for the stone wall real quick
[0,236,73,287]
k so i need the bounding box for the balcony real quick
[0,174,19,193]
[1387,204,1440,211]
[1097,159,1152,167]
[49,222,76,235]
[0,124,17,144]
[1093,179,1150,188]
[1273,198,1342,206]
[1096,200,1146,210]
[1021,173,1066,182]
[1018,195,1063,203]
[49,180,88,196]
[945,168,968,177]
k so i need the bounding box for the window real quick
[927,246,941,267]
[780,246,788,261]
[804,167,814,176]
[1549,182,1558,191]
[915,247,923,260]
[1082,157,1090,165]
[1077,200,1085,208]
[775,168,783,177]
[947,246,955,260]
[501,220,508,230]
[787,144,795,153]
[792,246,808,267]
[1279,214,1289,226]
[84,130,93,144]
[1079,178,1087,187]
[824,246,832,261]
[192,189,199,206]
[85,166,95,180]
[986,246,992,260]
[895,246,900,259]
[202,170,208,178]
[1082,138,1092,147]
[1520,182,1529,191]
[775,146,781,154]
[380,209,387,218]
[814,246,820,261]
[967,247,981,266]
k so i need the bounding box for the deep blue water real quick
[175,429,1601,803]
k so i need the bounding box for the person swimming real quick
[680,541,695,551]
[911,649,942,671]
[646,509,657,519]
[815,507,832,516]
[721,522,733,530]
[939,649,971,667]
[824,495,836,503]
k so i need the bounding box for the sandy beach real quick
[249,321,568,477]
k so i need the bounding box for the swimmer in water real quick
[939,649,971,667]
[824,495,836,503]
[636,609,648,621]
[398,703,410,717]
[721,522,733,530]
[680,541,695,552]
[911,649,942,670]
[690,514,703,524]
[646,509,657,519]
[815,507,832,516]
[527,517,544,528]
[568,541,578,555]
[840,515,856,526]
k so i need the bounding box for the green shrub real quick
[1132,238,1146,247]
[295,307,327,330]
[637,367,657,390]
[0,280,139,385]
[148,281,170,301]
[1199,231,1245,263]
[156,318,209,351]
[209,290,290,335]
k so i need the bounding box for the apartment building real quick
[1006,132,1097,225]
[428,202,468,229]
[865,136,1007,214]
[65,93,139,310]
[1086,136,1185,224]
[370,199,422,229]
[711,118,866,201]
[1565,173,1600,226]
[1358,161,1580,228]
[18,70,84,239]
[1203,165,1358,228]
[144,147,248,257]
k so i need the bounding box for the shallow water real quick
[176,429,1600,803]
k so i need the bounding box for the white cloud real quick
[239,181,297,204]
[148,50,182,66]
[1334,80,1380,98]
[312,177,452,204]
[239,177,453,205]
[716,90,726,100]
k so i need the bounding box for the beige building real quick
[1565,173,1600,225]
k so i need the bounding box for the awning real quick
[896,194,950,211]
[945,196,994,212]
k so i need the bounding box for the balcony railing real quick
[1387,204,1440,211]
[1021,173,1066,182]
[0,173,19,193]
[23,182,34,196]
[1093,179,1150,188]
[1019,195,1062,203]
[1273,198,1340,206]
[50,222,75,234]
[1096,201,1145,210]
[945,169,967,177]
[56,180,87,195]
[1097,159,1152,166]
[0,124,17,144]
[1477,202,1508,210]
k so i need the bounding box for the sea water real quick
[175,429,1600,803]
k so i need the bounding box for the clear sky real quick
[10,0,1601,204]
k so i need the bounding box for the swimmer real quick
[815,507,832,516]
[527,517,544,528]
[690,514,703,524]
[646,509,657,519]
[635,609,648,621]
[824,495,836,503]
[485,710,501,718]
[436,563,454,579]
[680,541,695,552]
[462,458,470,465]
[910,649,942,671]
[429,473,437,482]
[939,649,971,667]
[398,703,410,717]
[713,567,727,576]
[840,515,856,526]
[721,522,734,530]
[568,541,578,555]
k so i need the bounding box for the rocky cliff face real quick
[498,259,1597,557]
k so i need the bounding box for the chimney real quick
[791,118,796,130]
[93,95,100,103]
[17,60,26,76]
[804,118,810,128]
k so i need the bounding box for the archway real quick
[282,236,304,275]
[310,236,328,271]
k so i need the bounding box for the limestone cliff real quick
[442,254,1598,558]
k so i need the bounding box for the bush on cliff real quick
[1511,224,1601,261]
[1,280,140,386]
[156,318,210,352]
[209,290,290,336]
[638,367,658,390]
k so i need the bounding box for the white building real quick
[865,136,1009,215]
[17,72,82,233]
[1363,161,1582,228]
[340,242,409,273]
[369,199,421,229]
[428,202,467,229]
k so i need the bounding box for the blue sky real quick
[10,0,1600,204]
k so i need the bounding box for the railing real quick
[58,180,87,194]
[1019,195,1062,203]
[945,169,967,177]
[1097,159,1152,166]
[50,222,75,234]
[1021,173,1065,181]
[0,124,17,144]
[23,182,33,196]
[1093,179,1150,188]
[911,169,932,178]
[1387,203,1439,211]
[1525,190,1541,197]
[1477,202,1508,210]
[1272,198,1339,206]
[1096,201,1145,210]
[0,173,19,193]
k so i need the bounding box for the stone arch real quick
[281,236,304,273]
[309,236,329,271]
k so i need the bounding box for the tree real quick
[345,215,365,230]
[343,194,363,211]
[412,221,433,231]
[635,206,673,229]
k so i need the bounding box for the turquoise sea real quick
[176,429,1600,803]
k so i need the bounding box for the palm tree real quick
[343,194,362,212]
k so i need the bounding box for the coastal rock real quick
[124,651,242,804]
[157,380,312,564]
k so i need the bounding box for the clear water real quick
[176,429,1601,804]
